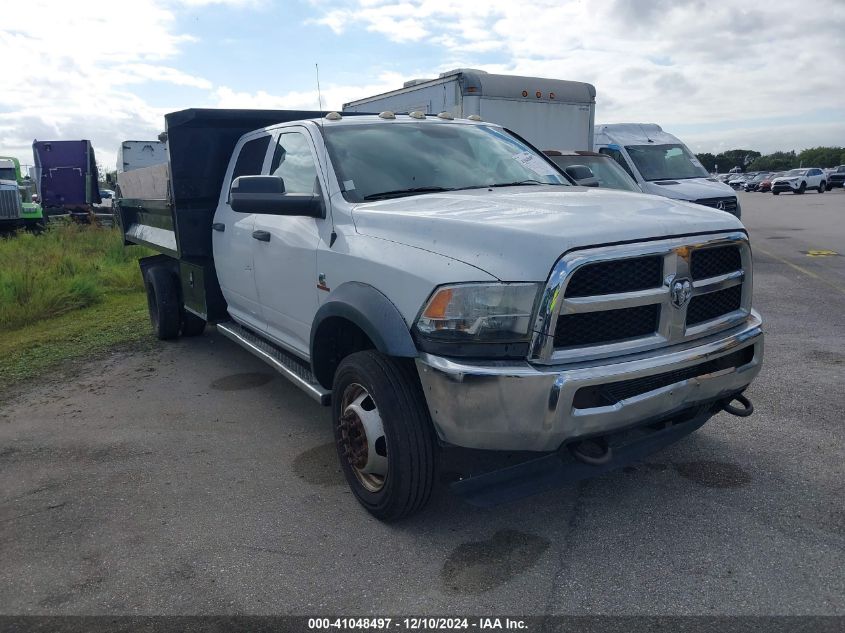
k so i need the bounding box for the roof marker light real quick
[324,111,341,121]
[521,90,528,97]
[379,111,396,119]
[467,114,482,121]
[409,110,426,119]
[535,91,542,98]
[437,111,454,120]
[549,92,556,100]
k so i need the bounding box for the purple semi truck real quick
[32,140,101,218]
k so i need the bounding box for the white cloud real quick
[214,72,406,111]
[2,0,843,175]
[309,0,845,150]
[0,0,208,170]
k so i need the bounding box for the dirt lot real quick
[1,189,843,615]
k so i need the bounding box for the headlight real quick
[415,283,542,343]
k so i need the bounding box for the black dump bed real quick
[118,108,343,321]
[119,108,326,259]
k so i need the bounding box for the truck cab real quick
[0,156,45,228]
[594,124,741,218]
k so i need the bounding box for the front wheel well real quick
[312,317,376,389]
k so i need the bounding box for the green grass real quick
[0,292,153,385]
[0,224,155,386]
[0,223,149,330]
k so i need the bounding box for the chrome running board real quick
[216,321,331,406]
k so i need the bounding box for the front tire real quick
[332,350,436,521]
[773,191,779,195]
[818,181,825,193]
[796,182,806,194]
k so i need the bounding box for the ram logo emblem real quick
[670,277,693,309]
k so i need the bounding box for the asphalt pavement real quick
[1,189,843,615]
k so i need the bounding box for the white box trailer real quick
[116,140,167,173]
[343,69,596,152]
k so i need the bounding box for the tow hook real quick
[721,393,754,417]
[568,437,613,466]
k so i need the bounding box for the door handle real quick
[211,222,225,232]
[252,230,271,242]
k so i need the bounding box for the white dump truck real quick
[118,108,763,520]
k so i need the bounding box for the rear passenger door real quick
[211,132,272,331]
[252,127,329,358]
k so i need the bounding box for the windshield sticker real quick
[343,179,355,191]
[512,151,558,176]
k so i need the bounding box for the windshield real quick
[322,122,568,202]
[785,169,805,176]
[549,155,640,192]
[624,143,709,181]
[0,167,16,182]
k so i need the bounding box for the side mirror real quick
[230,175,321,216]
[564,165,599,187]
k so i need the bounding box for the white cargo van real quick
[344,69,596,151]
[594,124,741,218]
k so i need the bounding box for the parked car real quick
[727,174,749,190]
[758,172,785,193]
[744,172,772,192]
[771,168,826,194]
[543,150,641,192]
[825,165,845,190]
[98,188,115,209]
[118,108,763,520]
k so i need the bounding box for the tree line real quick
[695,147,845,173]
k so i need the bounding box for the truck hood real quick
[640,177,736,201]
[351,187,745,280]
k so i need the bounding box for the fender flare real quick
[310,282,418,361]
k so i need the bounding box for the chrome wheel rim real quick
[338,383,388,492]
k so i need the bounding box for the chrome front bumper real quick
[415,312,763,452]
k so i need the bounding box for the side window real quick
[269,131,320,195]
[232,135,271,181]
[599,147,636,179]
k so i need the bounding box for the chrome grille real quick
[529,232,752,364]
[694,196,738,213]
[565,256,663,298]
[691,245,742,279]
[687,285,743,326]
[0,188,23,220]
[554,304,660,347]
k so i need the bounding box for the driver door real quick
[252,127,329,358]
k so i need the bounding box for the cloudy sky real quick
[2,0,843,171]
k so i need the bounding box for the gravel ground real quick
[1,189,843,616]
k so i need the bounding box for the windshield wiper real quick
[362,186,455,201]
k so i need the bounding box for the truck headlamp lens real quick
[416,283,541,342]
